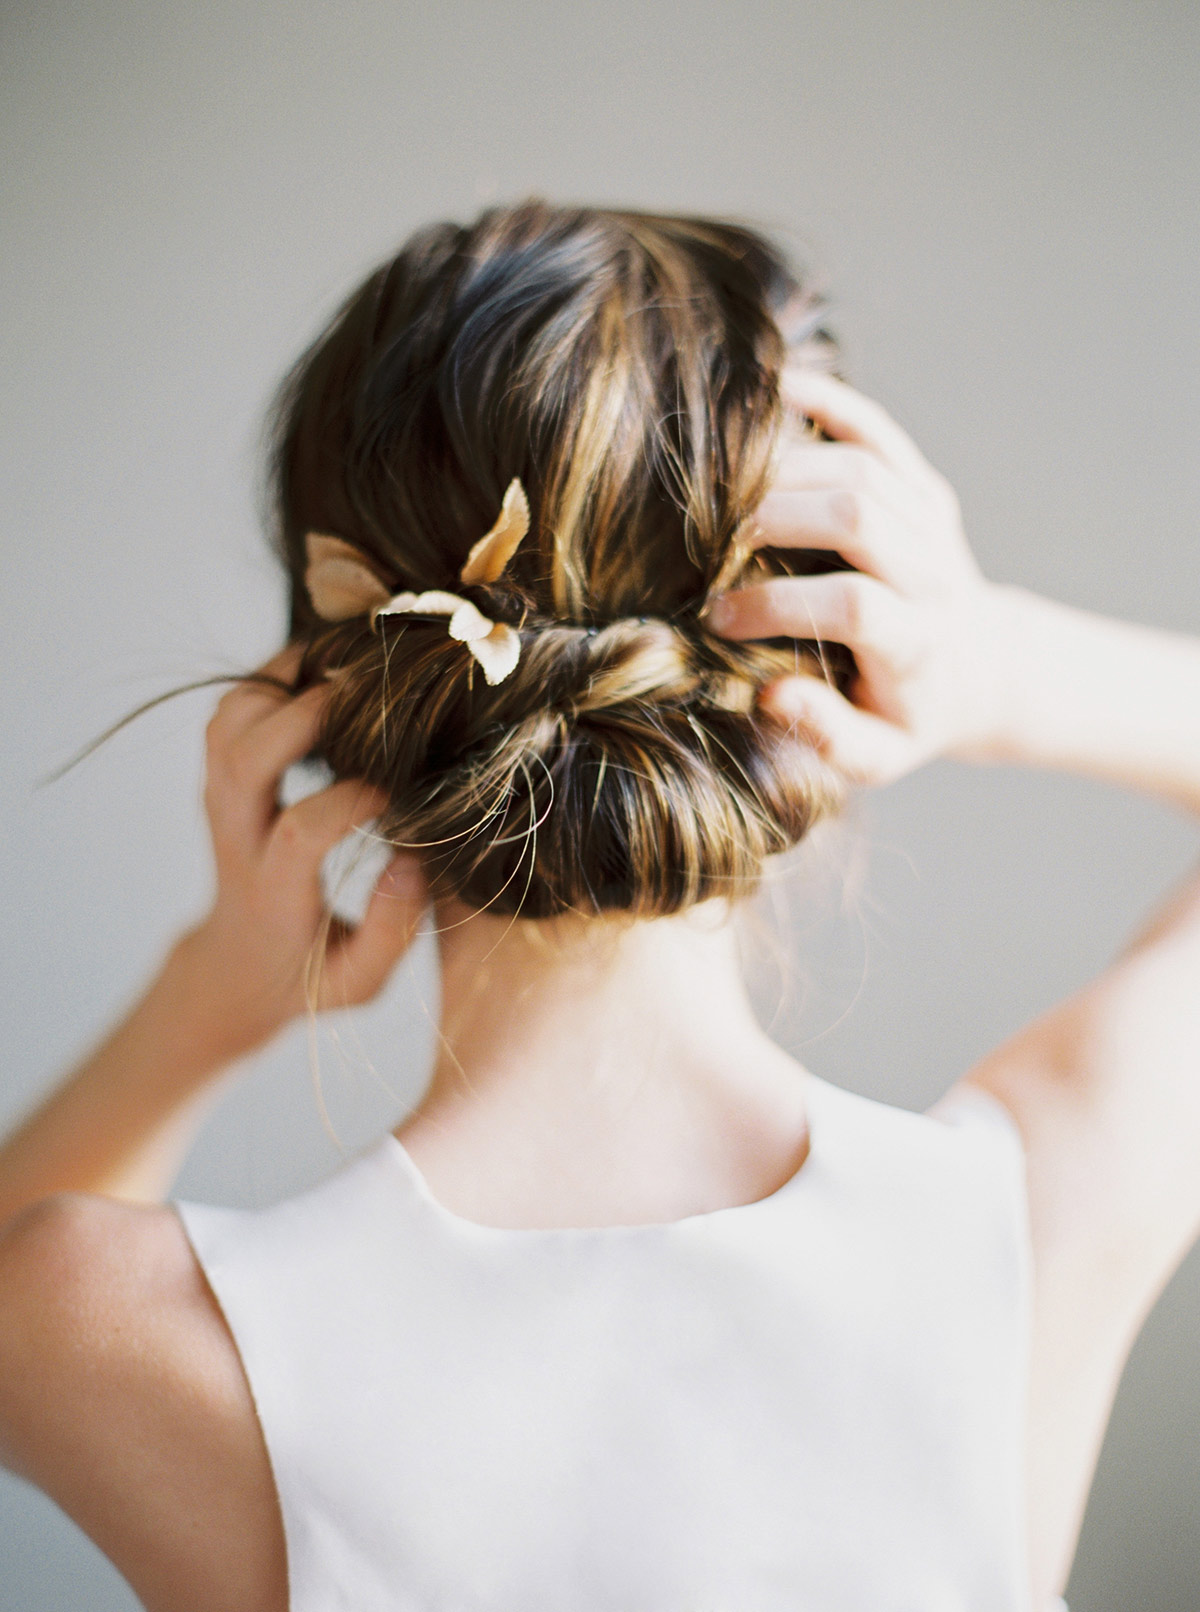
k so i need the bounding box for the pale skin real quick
[1,375,1199,1611]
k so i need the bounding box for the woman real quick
[1,203,1197,1612]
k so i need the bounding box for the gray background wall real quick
[2,1,1198,1606]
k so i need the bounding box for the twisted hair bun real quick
[273,202,846,917]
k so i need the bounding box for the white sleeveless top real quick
[177,1076,1046,1612]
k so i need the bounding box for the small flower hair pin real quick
[303,479,530,686]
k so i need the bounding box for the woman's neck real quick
[397,898,813,1228]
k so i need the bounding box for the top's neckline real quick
[383,1073,831,1240]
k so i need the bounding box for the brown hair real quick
[272,202,846,918]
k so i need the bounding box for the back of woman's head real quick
[273,201,845,918]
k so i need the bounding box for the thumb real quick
[317,854,427,1008]
[760,674,915,788]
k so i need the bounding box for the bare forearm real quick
[969,585,1200,817]
[0,934,245,1224]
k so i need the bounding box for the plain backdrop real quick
[2,1,1198,1607]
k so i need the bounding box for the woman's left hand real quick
[705,371,1007,787]
[177,646,427,1061]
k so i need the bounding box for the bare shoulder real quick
[0,1192,206,1472]
[0,1188,189,1332]
[0,1192,286,1612]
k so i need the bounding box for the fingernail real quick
[703,596,733,633]
[760,678,806,720]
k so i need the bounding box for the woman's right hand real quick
[705,370,1009,788]
[177,646,426,1061]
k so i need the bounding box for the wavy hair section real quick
[273,202,846,916]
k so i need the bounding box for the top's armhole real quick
[930,1081,1035,1342]
[927,1081,1027,1161]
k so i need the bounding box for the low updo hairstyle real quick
[273,202,848,918]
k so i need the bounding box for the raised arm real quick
[0,649,425,1226]
[707,369,1200,816]
[709,369,1200,1601]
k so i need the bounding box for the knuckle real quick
[835,575,873,638]
[201,771,224,814]
[926,465,959,511]
[940,481,962,521]
[830,488,866,537]
[859,455,891,500]
[797,715,839,766]
[202,750,239,810]
[801,726,836,762]
[222,742,258,794]
[726,583,777,637]
[207,686,243,731]
[755,588,790,636]
[273,808,317,855]
[204,709,228,755]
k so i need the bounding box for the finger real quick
[256,641,306,683]
[205,643,306,750]
[263,778,390,885]
[706,572,910,661]
[761,673,914,787]
[781,369,933,481]
[206,685,329,851]
[767,439,924,529]
[229,683,328,810]
[747,488,912,587]
[317,855,427,1009]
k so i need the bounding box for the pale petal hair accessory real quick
[303,479,531,686]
